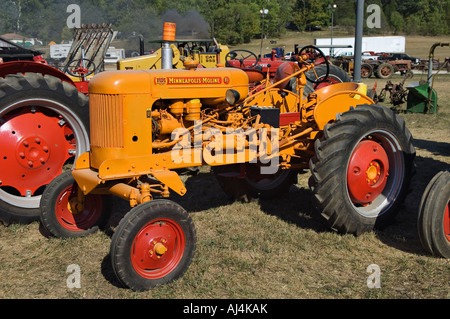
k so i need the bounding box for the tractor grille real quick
[89,94,124,148]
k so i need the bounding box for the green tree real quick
[213,2,260,44]
[389,11,404,34]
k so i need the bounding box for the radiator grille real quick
[89,94,124,148]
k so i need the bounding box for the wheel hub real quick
[347,140,390,205]
[131,220,185,279]
[16,136,50,169]
[150,240,168,258]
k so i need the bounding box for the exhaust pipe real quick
[161,22,176,69]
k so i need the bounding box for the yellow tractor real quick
[39,24,415,291]
[117,38,230,70]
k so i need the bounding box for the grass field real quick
[0,33,449,300]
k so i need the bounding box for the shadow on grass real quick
[413,138,450,157]
[256,185,328,233]
[100,153,450,287]
[176,170,328,234]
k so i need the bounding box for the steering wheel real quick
[66,58,96,77]
[225,49,259,69]
[298,45,330,84]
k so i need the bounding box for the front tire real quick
[309,104,415,235]
[110,200,196,291]
[40,171,111,238]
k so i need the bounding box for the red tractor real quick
[225,45,350,93]
[0,37,93,225]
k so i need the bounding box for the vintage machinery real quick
[39,34,416,290]
[0,39,91,225]
[332,55,412,79]
[0,24,116,225]
[117,33,230,71]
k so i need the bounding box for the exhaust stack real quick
[161,22,176,69]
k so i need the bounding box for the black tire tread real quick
[110,199,196,291]
[309,104,415,235]
[39,171,110,238]
[418,170,450,258]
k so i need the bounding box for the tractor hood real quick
[89,67,250,104]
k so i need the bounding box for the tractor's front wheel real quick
[110,200,196,291]
[309,104,415,235]
[40,171,111,238]
[418,171,450,258]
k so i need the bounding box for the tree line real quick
[0,0,448,46]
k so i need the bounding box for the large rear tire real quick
[309,104,415,235]
[0,73,89,225]
[375,63,394,79]
[110,200,196,291]
[418,171,450,258]
[297,65,351,96]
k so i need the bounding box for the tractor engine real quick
[87,67,250,171]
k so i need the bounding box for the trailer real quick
[315,36,405,57]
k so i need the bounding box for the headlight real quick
[226,89,240,105]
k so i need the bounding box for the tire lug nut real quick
[27,161,33,167]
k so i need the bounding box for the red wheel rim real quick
[54,184,103,231]
[0,107,75,196]
[347,140,390,205]
[131,218,185,279]
[444,200,450,242]
[361,66,371,78]
[380,66,391,77]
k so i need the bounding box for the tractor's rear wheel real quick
[309,104,415,235]
[361,63,373,78]
[375,63,394,79]
[418,171,450,258]
[298,65,351,96]
[0,73,89,225]
[110,200,196,291]
[40,170,111,238]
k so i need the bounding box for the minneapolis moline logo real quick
[155,76,223,85]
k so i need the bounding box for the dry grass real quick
[1,34,449,300]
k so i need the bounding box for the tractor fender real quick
[312,82,374,130]
[0,61,77,87]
